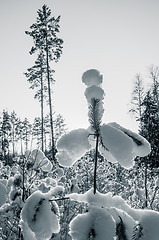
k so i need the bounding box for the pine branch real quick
[132,223,143,240]
[116,216,128,240]
[99,135,109,151]
[88,98,102,135]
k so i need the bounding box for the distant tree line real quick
[130,65,159,208]
[0,110,67,164]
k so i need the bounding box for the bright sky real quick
[0,0,159,132]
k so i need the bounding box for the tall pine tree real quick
[25,4,63,161]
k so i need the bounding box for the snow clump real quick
[26,149,52,172]
[85,85,105,102]
[69,205,115,240]
[56,128,91,167]
[99,122,151,169]
[108,122,151,157]
[82,69,103,86]
[100,123,135,169]
[68,188,159,240]
[21,190,60,240]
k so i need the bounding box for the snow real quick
[25,150,31,158]
[48,186,65,198]
[0,182,7,207]
[26,149,53,172]
[0,179,7,186]
[139,210,159,240]
[69,205,115,240]
[20,220,37,240]
[45,178,57,188]
[67,188,113,206]
[82,69,103,86]
[41,159,52,172]
[100,124,135,169]
[155,177,159,187]
[67,188,149,221]
[108,122,151,157]
[53,168,64,180]
[68,188,159,239]
[108,208,135,240]
[31,149,45,163]
[56,150,75,167]
[99,144,117,163]
[56,129,91,167]
[9,188,21,201]
[21,190,60,240]
[85,85,105,102]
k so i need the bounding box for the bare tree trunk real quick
[94,134,99,194]
[144,164,148,208]
[46,36,55,162]
[40,56,44,152]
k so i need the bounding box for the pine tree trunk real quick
[20,133,23,155]
[45,36,55,162]
[94,134,99,194]
[40,57,44,152]
[12,124,15,156]
[144,164,148,208]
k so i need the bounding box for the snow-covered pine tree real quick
[1,110,11,161]
[32,117,42,148]
[22,118,32,152]
[139,91,159,169]
[129,74,145,129]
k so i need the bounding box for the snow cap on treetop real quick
[85,85,105,102]
[82,69,103,86]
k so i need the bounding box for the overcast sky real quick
[0,0,159,132]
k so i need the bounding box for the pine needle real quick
[88,98,102,135]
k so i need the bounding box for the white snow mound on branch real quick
[56,129,91,167]
[138,210,159,240]
[99,144,117,163]
[69,205,115,240]
[82,69,103,86]
[108,122,151,157]
[41,159,52,172]
[109,208,135,240]
[68,188,159,239]
[67,188,113,206]
[21,191,60,240]
[56,150,75,167]
[85,85,105,102]
[100,124,135,169]
[29,149,52,172]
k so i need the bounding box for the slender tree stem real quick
[46,33,55,162]
[40,54,44,152]
[22,157,25,202]
[150,186,158,209]
[144,164,148,208]
[94,134,99,194]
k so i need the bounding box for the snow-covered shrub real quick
[55,69,152,240]
[0,68,157,240]
[21,190,60,240]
